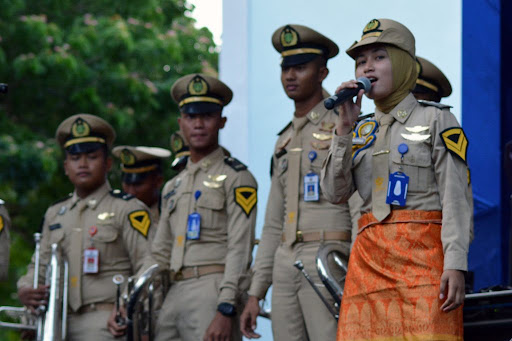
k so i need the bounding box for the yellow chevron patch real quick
[440,127,468,164]
[234,186,257,217]
[128,210,151,238]
[0,215,3,234]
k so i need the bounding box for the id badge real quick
[186,212,201,240]
[83,248,99,274]
[386,172,409,206]
[303,172,319,202]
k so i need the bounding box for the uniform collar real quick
[186,147,224,174]
[374,93,418,125]
[70,181,111,210]
[305,100,329,125]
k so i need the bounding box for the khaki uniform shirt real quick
[18,182,153,312]
[0,200,11,281]
[248,101,352,299]
[152,147,257,306]
[321,93,473,271]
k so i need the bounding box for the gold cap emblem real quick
[280,26,299,47]
[363,19,380,34]
[120,149,136,165]
[188,76,208,96]
[71,118,90,138]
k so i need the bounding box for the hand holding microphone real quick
[324,77,371,109]
[328,78,371,135]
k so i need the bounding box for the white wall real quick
[220,1,462,339]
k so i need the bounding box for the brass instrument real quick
[295,243,349,321]
[125,264,171,341]
[0,233,69,340]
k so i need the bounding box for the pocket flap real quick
[196,191,225,210]
[93,226,119,242]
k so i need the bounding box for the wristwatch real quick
[217,302,236,317]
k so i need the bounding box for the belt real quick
[74,302,114,315]
[171,264,225,281]
[282,230,351,243]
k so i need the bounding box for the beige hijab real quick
[374,45,418,113]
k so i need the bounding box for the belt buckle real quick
[296,230,304,242]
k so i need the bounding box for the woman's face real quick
[355,45,393,101]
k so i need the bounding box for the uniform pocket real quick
[390,141,433,193]
[196,191,226,229]
[93,224,119,243]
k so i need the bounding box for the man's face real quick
[64,149,111,194]
[178,112,226,151]
[280,59,327,101]
[122,174,163,208]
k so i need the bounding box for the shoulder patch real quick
[224,157,247,172]
[234,186,257,217]
[0,215,4,234]
[440,127,468,164]
[277,121,292,136]
[128,210,151,238]
[418,100,452,110]
[110,190,134,201]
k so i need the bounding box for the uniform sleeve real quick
[218,170,258,305]
[151,192,174,271]
[320,132,356,204]
[247,156,283,299]
[0,207,11,281]
[17,211,53,289]
[121,200,155,276]
[431,109,473,271]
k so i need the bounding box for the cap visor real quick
[181,102,223,114]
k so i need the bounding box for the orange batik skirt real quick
[337,210,463,341]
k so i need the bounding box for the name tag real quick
[386,172,409,206]
[303,173,320,202]
[83,248,99,274]
[186,212,201,240]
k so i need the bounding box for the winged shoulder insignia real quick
[128,210,151,238]
[224,157,247,171]
[440,127,468,164]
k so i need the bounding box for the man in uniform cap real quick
[413,56,452,103]
[113,145,170,226]
[0,200,10,281]
[170,130,190,172]
[152,74,258,341]
[240,24,352,340]
[17,113,153,340]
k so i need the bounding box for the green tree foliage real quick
[0,1,217,338]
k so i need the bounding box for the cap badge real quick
[171,133,184,153]
[120,149,136,165]
[363,19,381,34]
[280,26,299,47]
[188,76,208,96]
[71,118,91,138]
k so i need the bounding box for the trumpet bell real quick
[316,243,349,307]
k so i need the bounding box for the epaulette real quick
[224,156,247,172]
[50,193,72,207]
[357,112,375,121]
[277,121,292,136]
[418,100,452,110]
[110,189,134,201]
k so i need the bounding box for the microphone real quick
[324,77,371,110]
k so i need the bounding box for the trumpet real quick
[125,264,171,341]
[295,243,349,321]
[0,233,69,341]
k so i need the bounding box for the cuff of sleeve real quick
[331,133,352,155]
[443,251,468,271]
[247,283,269,300]
[217,287,237,306]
